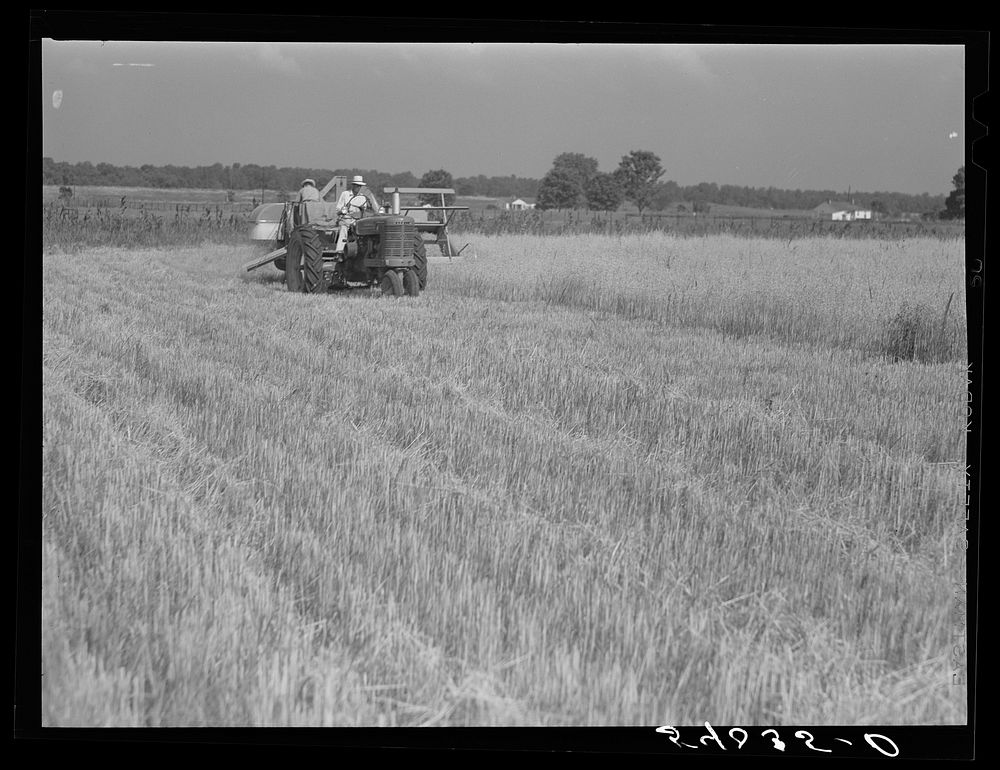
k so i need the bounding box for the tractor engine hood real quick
[355,214,414,237]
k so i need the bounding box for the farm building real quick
[813,200,873,221]
[505,197,536,211]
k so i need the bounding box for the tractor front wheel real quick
[403,268,420,297]
[381,270,404,297]
[286,226,326,293]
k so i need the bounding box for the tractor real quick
[244,176,428,297]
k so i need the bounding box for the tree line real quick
[532,151,951,217]
[43,156,951,217]
[42,158,538,204]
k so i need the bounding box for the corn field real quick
[42,230,968,727]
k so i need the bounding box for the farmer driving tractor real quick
[333,175,381,254]
[244,168,458,297]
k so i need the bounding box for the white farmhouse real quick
[813,200,873,221]
[505,197,536,211]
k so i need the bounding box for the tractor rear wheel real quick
[286,226,326,293]
[381,270,404,297]
[413,233,428,289]
[403,268,420,297]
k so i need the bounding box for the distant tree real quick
[42,157,56,184]
[870,199,889,218]
[688,182,719,210]
[418,169,454,205]
[229,162,244,190]
[651,180,680,211]
[257,165,278,197]
[692,200,711,214]
[585,172,624,211]
[552,153,599,190]
[941,165,965,219]
[536,167,585,210]
[615,150,664,214]
[534,153,599,209]
[388,171,420,189]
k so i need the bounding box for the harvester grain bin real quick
[247,202,285,242]
[245,176,468,296]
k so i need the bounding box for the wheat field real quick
[41,232,968,726]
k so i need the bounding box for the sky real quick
[40,39,968,195]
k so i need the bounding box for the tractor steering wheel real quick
[342,194,369,219]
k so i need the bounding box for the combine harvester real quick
[244,176,471,296]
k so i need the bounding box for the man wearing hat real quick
[336,175,380,215]
[298,178,321,202]
[333,175,381,254]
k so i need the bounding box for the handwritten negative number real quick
[795,731,832,753]
[656,725,899,756]
[761,729,786,752]
[865,733,900,757]
[655,725,696,749]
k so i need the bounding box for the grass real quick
[41,231,968,727]
[442,234,966,363]
[43,184,276,205]
[44,185,965,244]
[42,201,250,251]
